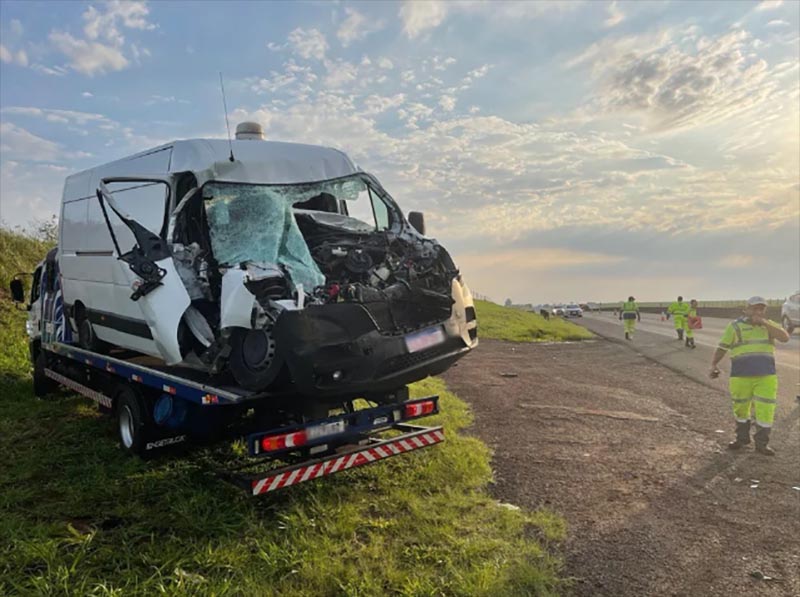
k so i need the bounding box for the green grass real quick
[474,300,593,343]
[0,229,567,596]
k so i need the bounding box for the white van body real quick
[58,132,477,395]
[59,139,359,363]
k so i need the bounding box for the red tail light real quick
[261,431,308,452]
[404,400,436,418]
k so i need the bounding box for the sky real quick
[0,0,798,304]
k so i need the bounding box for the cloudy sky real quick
[1,0,798,303]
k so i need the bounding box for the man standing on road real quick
[709,296,790,455]
[685,299,700,349]
[668,296,690,341]
[619,296,641,341]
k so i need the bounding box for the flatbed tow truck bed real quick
[39,341,445,495]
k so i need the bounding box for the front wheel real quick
[782,316,795,334]
[228,327,285,391]
[32,349,58,398]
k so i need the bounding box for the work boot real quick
[625,331,630,340]
[690,338,696,349]
[678,329,684,341]
[754,425,775,456]
[727,420,751,450]
[685,337,690,347]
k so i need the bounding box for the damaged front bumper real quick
[273,280,478,398]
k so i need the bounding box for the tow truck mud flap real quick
[227,425,445,495]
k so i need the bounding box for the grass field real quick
[474,300,593,343]
[0,229,570,596]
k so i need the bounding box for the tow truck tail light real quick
[261,431,308,453]
[404,400,436,419]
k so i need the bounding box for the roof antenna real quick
[219,71,235,162]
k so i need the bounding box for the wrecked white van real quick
[58,123,477,397]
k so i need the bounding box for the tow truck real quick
[9,252,445,495]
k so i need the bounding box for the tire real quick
[32,349,58,398]
[228,327,284,391]
[782,316,795,334]
[115,386,153,457]
[78,313,108,353]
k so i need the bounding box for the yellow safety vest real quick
[668,301,690,317]
[621,301,638,319]
[718,317,776,377]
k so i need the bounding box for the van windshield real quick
[202,175,393,290]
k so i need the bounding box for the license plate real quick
[405,326,446,353]
[307,420,345,440]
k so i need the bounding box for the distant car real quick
[552,305,565,316]
[565,304,583,318]
[782,292,800,333]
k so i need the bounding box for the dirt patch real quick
[441,338,800,596]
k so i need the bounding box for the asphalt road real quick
[581,311,800,375]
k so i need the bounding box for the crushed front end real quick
[171,172,477,396]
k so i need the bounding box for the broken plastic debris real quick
[497,502,521,511]
[714,429,725,433]
[749,570,778,582]
[749,484,758,489]
[733,477,742,483]
[792,486,800,491]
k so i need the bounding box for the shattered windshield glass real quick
[204,182,327,290]
[203,176,393,290]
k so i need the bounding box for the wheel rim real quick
[119,405,135,448]
[242,326,276,371]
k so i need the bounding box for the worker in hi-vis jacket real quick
[619,296,641,341]
[710,296,789,455]
[667,296,690,341]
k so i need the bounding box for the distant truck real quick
[52,122,477,395]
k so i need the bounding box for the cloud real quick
[48,31,128,76]
[399,0,583,39]
[399,1,448,39]
[439,95,456,111]
[0,122,90,161]
[458,248,624,272]
[571,28,784,131]
[754,0,784,11]
[82,91,94,97]
[47,0,155,76]
[30,64,69,77]
[604,1,625,28]
[287,28,328,60]
[717,254,755,268]
[10,19,24,37]
[337,7,386,47]
[82,0,155,46]
[766,19,790,27]
[0,44,28,66]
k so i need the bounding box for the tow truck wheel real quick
[32,350,58,398]
[115,386,153,457]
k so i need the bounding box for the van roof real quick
[63,138,361,200]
